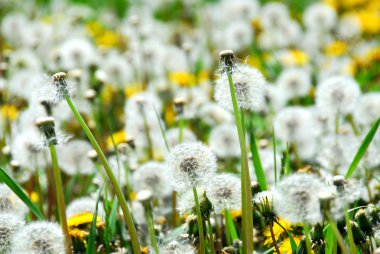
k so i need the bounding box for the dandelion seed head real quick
[159,240,195,254]
[132,161,172,199]
[206,173,241,213]
[0,184,28,218]
[66,197,105,220]
[56,140,95,176]
[316,75,361,114]
[0,213,24,254]
[354,93,380,126]
[277,68,311,100]
[273,173,334,224]
[338,15,361,40]
[214,64,266,112]
[166,142,216,192]
[10,221,65,254]
[209,123,240,158]
[199,103,233,126]
[260,2,290,29]
[273,106,313,143]
[177,187,205,215]
[166,128,197,149]
[303,2,336,31]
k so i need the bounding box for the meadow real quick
[0,0,379,253]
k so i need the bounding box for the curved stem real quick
[269,222,281,254]
[65,96,141,254]
[49,145,72,254]
[207,218,216,254]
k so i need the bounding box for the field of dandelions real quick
[0,0,380,253]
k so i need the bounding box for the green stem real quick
[272,128,278,187]
[303,224,312,254]
[49,145,72,254]
[142,110,154,160]
[270,222,281,254]
[335,113,340,135]
[144,202,159,254]
[325,212,350,254]
[178,117,185,144]
[193,187,206,254]
[207,218,216,254]
[227,69,254,254]
[347,114,359,136]
[344,209,357,254]
[65,96,141,254]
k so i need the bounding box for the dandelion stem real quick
[65,96,141,254]
[178,117,185,144]
[207,218,216,254]
[272,128,278,186]
[335,113,340,135]
[144,201,159,254]
[344,208,357,254]
[226,68,254,254]
[303,224,312,254]
[325,212,350,254]
[193,187,206,254]
[49,144,72,254]
[269,222,281,254]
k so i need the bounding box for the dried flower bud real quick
[87,149,98,161]
[219,50,236,74]
[35,116,57,146]
[84,89,97,101]
[174,97,186,116]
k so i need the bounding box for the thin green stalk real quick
[178,117,185,144]
[49,144,72,254]
[144,202,159,254]
[344,209,357,253]
[347,114,359,136]
[272,128,278,186]
[225,209,242,254]
[335,113,340,135]
[154,105,170,151]
[193,187,206,254]
[65,96,141,254]
[142,110,154,159]
[303,224,312,254]
[207,218,216,254]
[325,212,350,254]
[227,70,254,254]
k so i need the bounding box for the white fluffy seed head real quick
[56,140,95,176]
[165,128,197,149]
[354,93,380,126]
[10,221,65,254]
[273,173,334,224]
[0,184,28,218]
[214,64,266,112]
[159,240,195,254]
[316,76,361,115]
[132,161,172,199]
[0,213,25,253]
[199,102,233,126]
[166,142,217,193]
[209,123,240,158]
[276,68,311,100]
[205,173,241,214]
[66,197,105,220]
[303,2,336,31]
[273,106,314,143]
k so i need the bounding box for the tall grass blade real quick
[0,167,45,220]
[248,120,267,190]
[345,118,380,178]
[87,184,104,254]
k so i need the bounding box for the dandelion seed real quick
[166,142,216,193]
[215,64,266,112]
[276,68,311,100]
[199,103,233,126]
[159,240,195,254]
[10,221,66,254]
[273,173,334,224]
[0,213,24,254]
[303,2,336,32]
[132,161,172,199]
[205,173,241,214]
[209,123,240,159]
[0,184,28,218]
[166,128,197,149]
[354,93,380,126]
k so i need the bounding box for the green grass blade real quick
[109,198,119,236]
[272,128,278,186]
[285,143,291,176]
[87,184,104,254]
[345,118,380,178]
[0,167,45,220]
[154,105,169,152]
[288,232,298,254]
[248,120,267,190]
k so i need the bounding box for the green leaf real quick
[288,231,298,254]
[109,198,119,236]
[87,184,104,254]
[0,167,45,220]
[248,121,267,190]
[324,225,334,254]
[345,118,380,178]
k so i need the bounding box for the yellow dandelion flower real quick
[67,212,100,228]
[1,104,19,121]
[69,228,89,240]
[355,10,380,34]
[264,219,292,245]
[30,192,39,203]
[164,103,176,126]
[95,30,122,49]
[141,246,149,253]
[100,84,115,105]
[229,209,242,219]
[124,83,144,98]
[278,235,303,253]
[106,130,126,150]
[324,41,348,57]
[169,71,196,87]
[247,55,263,70]
[280,49,309,67]
[86,21,104,37]
[198,70,210,83]
[340,0,368,9]
[130,191,137,201]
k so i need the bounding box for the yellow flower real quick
[355,10,380,34]
[69,228,89,239]
[141,246,149,253]
[67,212,105,241]
[124,83,144,98]
[229,209,242,219]
[247,56,263,70]
[130,191,137,201]
[280,49,309,67]
[30,192,39,203]
[164,103,175,126]
[324,41,348,57]
[169,71,196,87]
[264,219,292,245]
[278,235,303,253]
[100,84,115,105]
[95,30,122,49]
[1,104,19,121]
[106,130,126,150]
